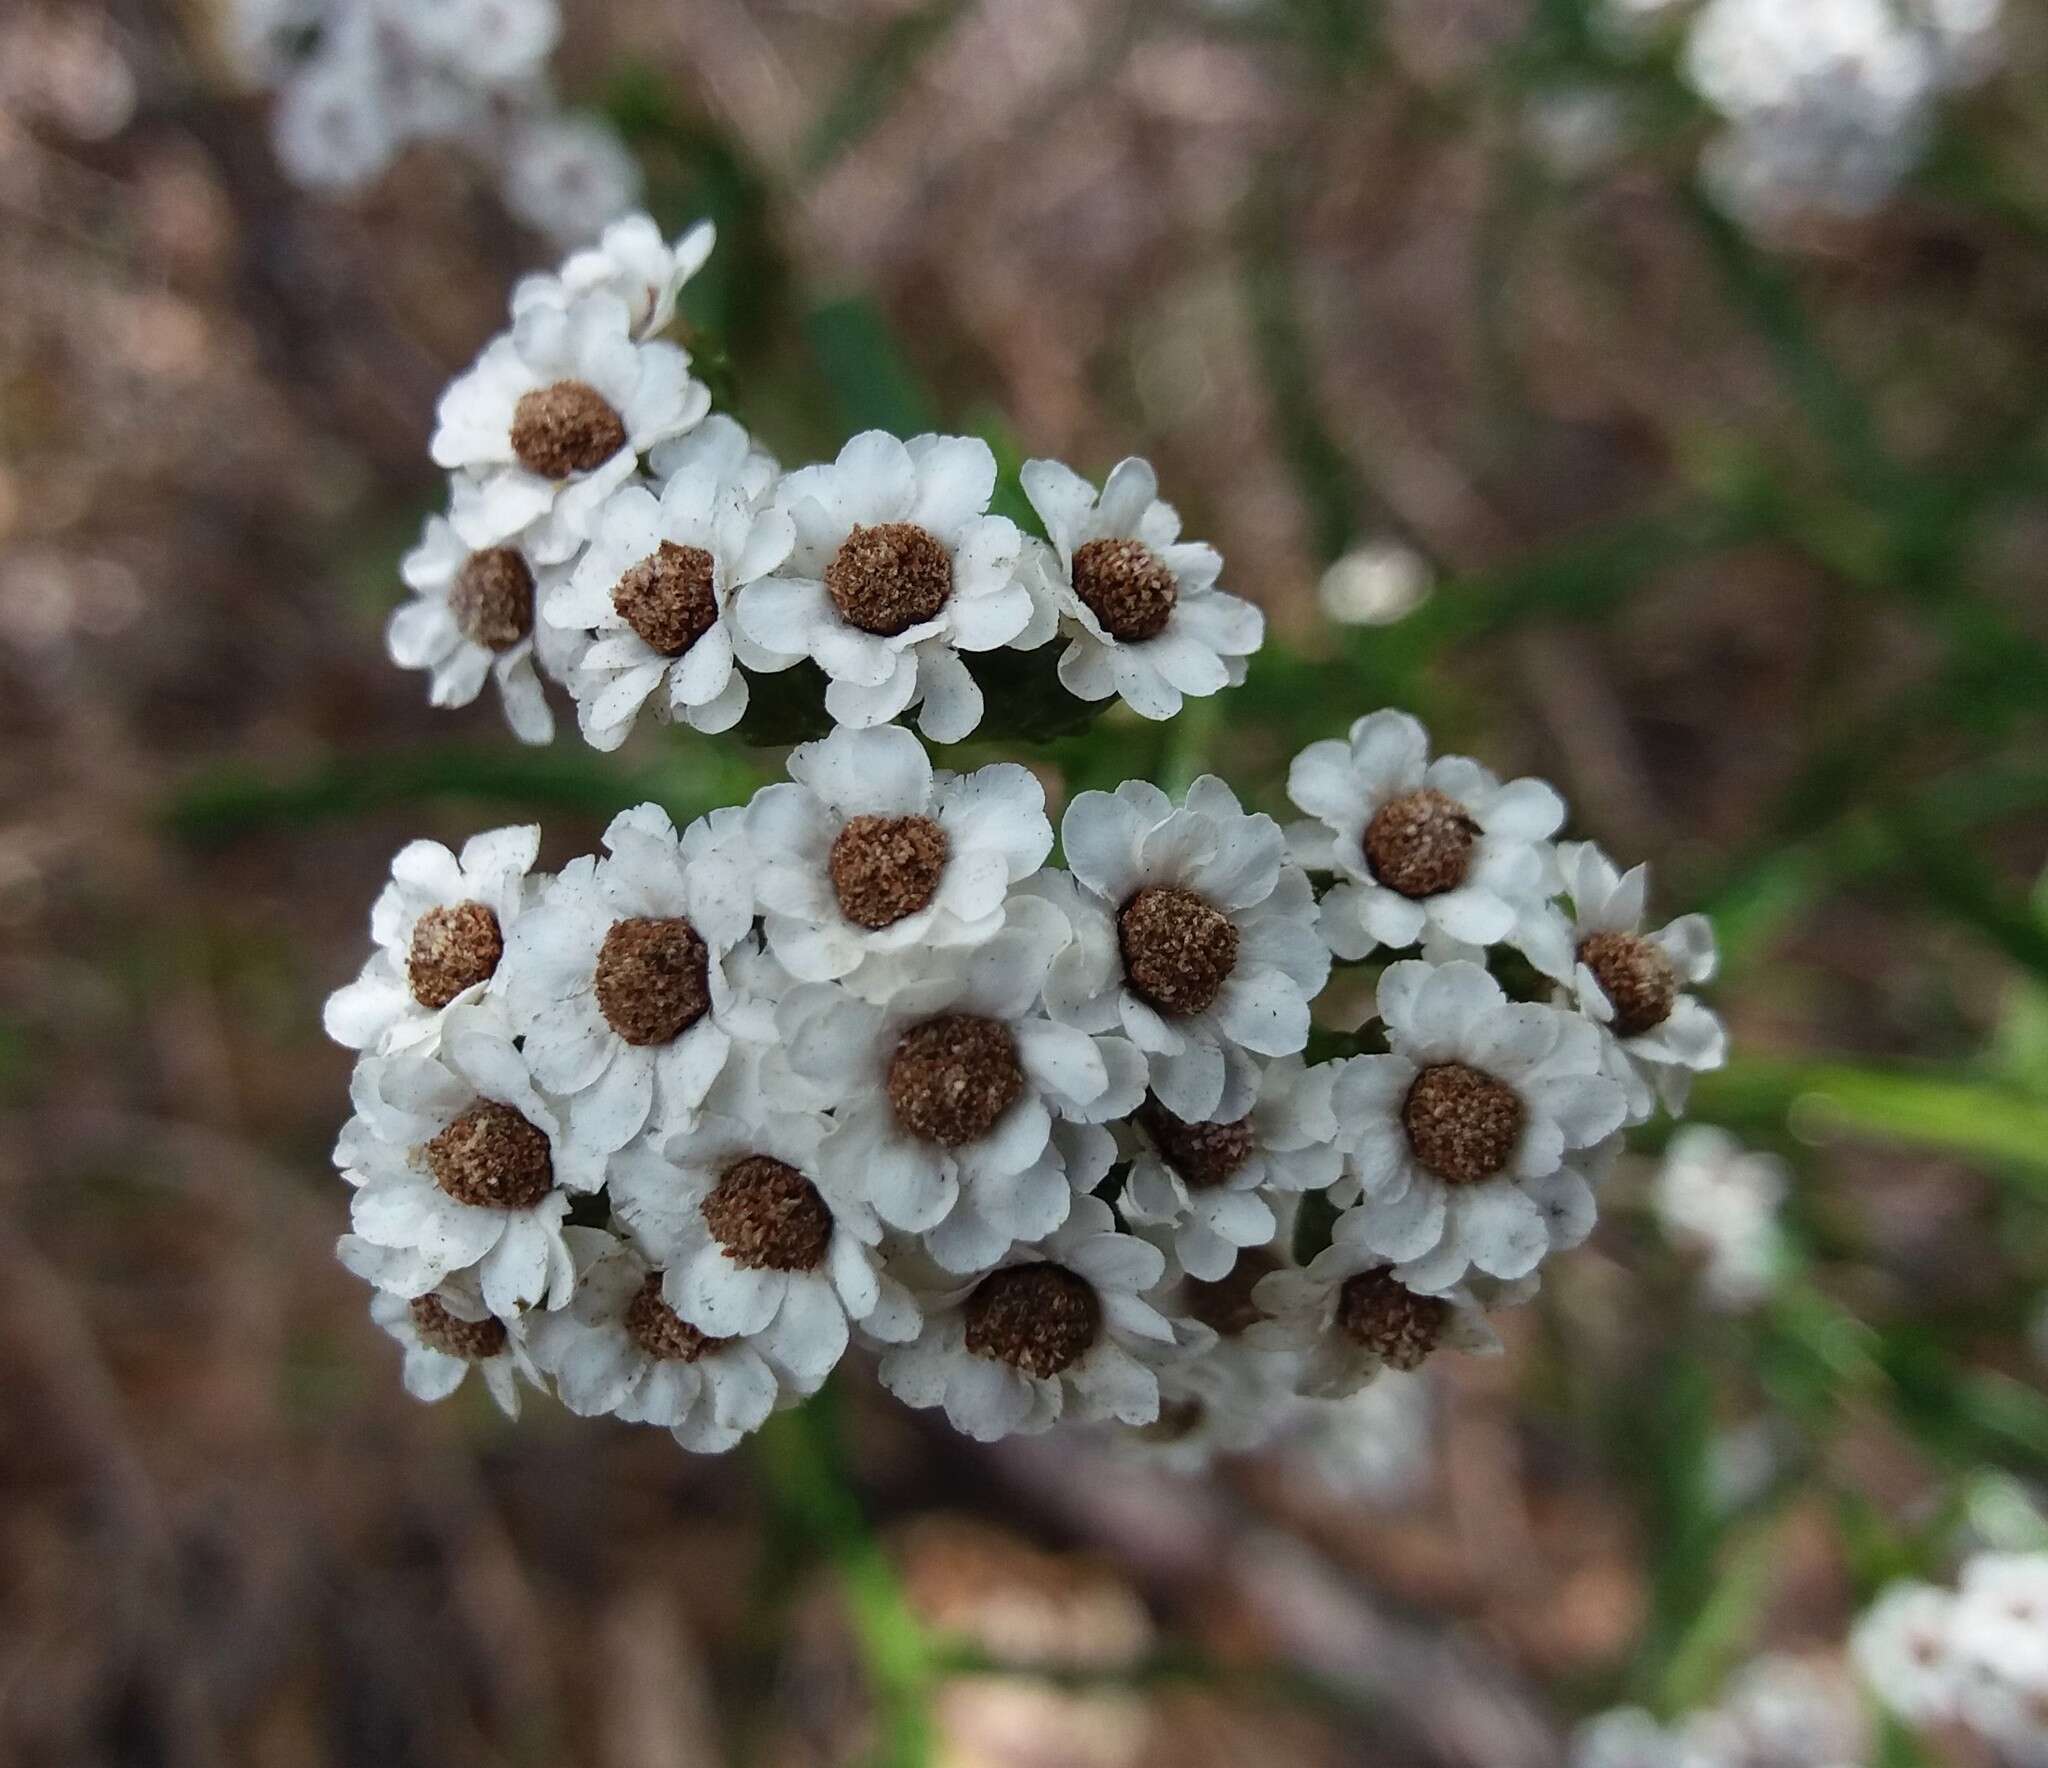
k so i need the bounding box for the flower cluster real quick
[1574,1655,1869,1768]
[1853,1554,2048,1764]
[1601,0,2004,225]
[329,221,1727,1459]
[1652,1125,1788,1311]
[218,0,640,245]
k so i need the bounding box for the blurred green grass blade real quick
[166,742,767,846]
[1652,1524,1781,1717]
[806,296,940,439]
[1882,803,2048,982]
[801,0,968,177]
[1691,1058,2048,1196]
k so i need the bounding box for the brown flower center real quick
[1401,1062,1523,1186]
[828,814,950,930]
[701,1156,833,1273]
[886,1013,1024,1147]
[449,546,534,651]
[1363,787,1480,899]
[1138,1397,1205,1443]
[624,1272,727,1363]
[1138,1098,1253,1189]
[1184,1246,1283,1339]
[406,901,504,1009]
[1577,931,1678,1037]
[424,1101,554,1209]
[408,1294,508,1360]
[612,540,718,656]
[1071,537,1177,642]
[963,1263,1101,1379]
[824,522,952,636]
[594,917,710,1046]
[1335,1268,1448,1370]
[509,378,627,479]
[1118,885,1239,1018]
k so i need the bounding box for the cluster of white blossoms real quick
[1574,1655,1869,1768]
[1600,0,2004,224]
[1853,1554,2048,1764]
[330,220,1727,1458]
[218,0,639,245]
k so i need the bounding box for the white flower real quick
[433,292,707,564]
[543,419,795,746]
[1852,1582,1962,1727]
[502,804,754,1153]
[1118,1055,1344,1281]
[1020,456,1262,721]
[1246,1217,1504,1398]
[1032,776,1330,1123]
[1287,709,1563,959]
[1951,1552,2048,1692]
[780,897,1142,1272]
[523,1227,780,1452]
[607,1109,919,1395]
[386,516,567,742]
[339,1011,601,1314]
[324,824,541,1056]
[1123,1336,1299,1472]
[391,0,561,90]
[1704,1655,1869,1768]
[876,1195,1179,1441]
[1285,1370,1436,1505]
[1335,959,1627,1291]
[1651,1127,1786,1310]
[1535,842,1726,1120]
[514,213,714,341]
[745,723,1052,986]
[499,110,643,247]
[269,13,399,191]
[343,1238,541,1417]
[733,431,1036,742]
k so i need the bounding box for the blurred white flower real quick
[1651,1126,1787,1310]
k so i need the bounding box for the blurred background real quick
[4,1,2048,1763]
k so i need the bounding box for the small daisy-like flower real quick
[323,824,540,1057]
[1124,1336,1300,1472]
[781,896,1146,1273]
[269,12,398,191]
[340,1011,601,1314]
[513,214,713,340]
[733,431,1035,742]
[1287,710,1564,958]
[1247,1218,1503,1399]
[544,419,796,746]
[745,723,1052,986]
[1533,842,1727,1120]
[341,1238,541,1418]
[1033,776,1330,1123]
[499,110,643,248]
[433,291,707,564]
[523,1227,780,1453]
[1020,456,1263,721]
[1335,959,1627,1291]
[396,0,561,86]
[1118,1056,1344,1281]
[1569,1708,1682,1768]
[1852,1583,1962,1728]
[1952,1553,2048,1692]
[876,1195,1178,1441]
[1285,1370,1436,1506]
[502,804,754,1154]
[387,517,567,744]
[1652,1126,1786,1311]
[608,1110,919,1396]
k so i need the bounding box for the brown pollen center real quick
[1577,931,1679,1037]
[406,901,504,1009]
[1401,1062,1524,1186]
[509,378,627,479]
[828,814,950,930]
[1071,537,1178,642]
[625,1272,728,1363]
[424,1101,554,1210]
[409,1294,508,1360]
[613,540,718,656]
[701,1155,833,1273]
[449,546,534,651]
[1118,885,1239,1018]
[1184,1246,1283,1339]
[886,1013,1025,1147]
[1335,1268,1448,1370]
[824,522,952,636]
[1364,787,1480,899]
[1138,1098,1254,1189]
[594,917,710,1046]
[963,1263,1101,1379]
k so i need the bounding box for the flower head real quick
[514,214,715,340]
[343,1238,542,1417]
